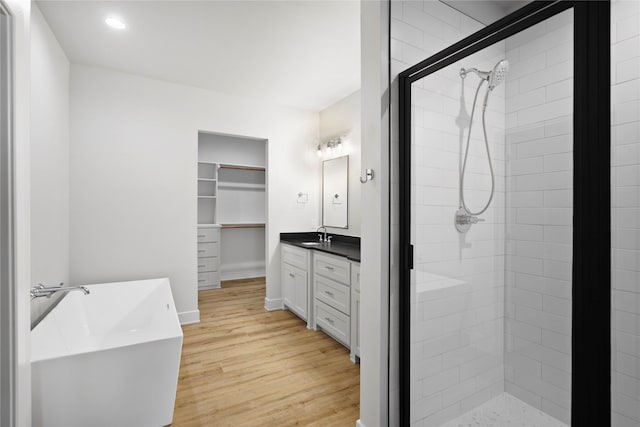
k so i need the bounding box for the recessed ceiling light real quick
[105,17,126,30]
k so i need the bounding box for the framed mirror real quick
[322,155,348,228]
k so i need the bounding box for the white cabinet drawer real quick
[314,252,350,285]
[197,227,219,243]
[197,242,219,258]
[198,271,220,289]
[197,256,219,273]
[282,243,308,270]
[351,262,360,293]
[315,275,350,315]
[315,300,350,347]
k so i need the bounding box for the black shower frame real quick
[398,1,610,426]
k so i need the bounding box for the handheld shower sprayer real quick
[456,59,509,233]
[488,59,509,91]
[460,59,509,91]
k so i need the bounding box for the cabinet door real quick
[351,262,360,292]
[352,291,360,358]
[293,271,308,319]
[282,263,307,321]
[282,264,296,307]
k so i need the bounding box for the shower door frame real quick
[398,1,611,426]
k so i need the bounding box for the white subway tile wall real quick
[504,9,573,425]
[611,2,640,426]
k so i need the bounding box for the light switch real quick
[297,192,308,204]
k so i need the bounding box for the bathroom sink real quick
[300,241,323,246]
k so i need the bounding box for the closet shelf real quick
[198,196,217,199]
[197,178,217,182]
[218,182,265,190]
[219,163,266,172]
[221,223,265,229]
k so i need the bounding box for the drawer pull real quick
[325,317,335,324]
[325,266,335,271]
[325,291,334,297]
[289,273,295,278]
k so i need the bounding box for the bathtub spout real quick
[30,283,90,299]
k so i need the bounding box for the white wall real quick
[198,133,266,167]
[503,9,573,424]
[29,4,69,324]
[6,0,32,424]
[319,90,361,237]
[611,1,640,425]
[69,65,319,322]
[360,1,390,426]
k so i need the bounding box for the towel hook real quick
[360,169,374,183]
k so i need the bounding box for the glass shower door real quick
[396,2,610,425]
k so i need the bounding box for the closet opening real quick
[197,131,267,292]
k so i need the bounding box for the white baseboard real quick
[221,261,265,281]
[178,310,200,325]
[221,268,265,281]
[264,297,283,311]
[356,420,366,427]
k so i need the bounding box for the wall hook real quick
[360,169,374,183]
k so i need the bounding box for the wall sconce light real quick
[317,136,345,158]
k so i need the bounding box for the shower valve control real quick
[457,214,484,225]
[455,208,484,233]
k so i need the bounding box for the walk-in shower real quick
[397,1,611,426]
[455,59,509,233]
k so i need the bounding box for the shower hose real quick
[460,79,495,217]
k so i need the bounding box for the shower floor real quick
[439,393,569,427]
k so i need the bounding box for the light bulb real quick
[105,16,127,30]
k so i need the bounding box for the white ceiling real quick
[442,0,529,25]
[37,0,361,111]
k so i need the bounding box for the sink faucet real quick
[317,226,328,243]
[30,283,90,299]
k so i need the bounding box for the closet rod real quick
[221,223,265,229]
[219,164,266,172]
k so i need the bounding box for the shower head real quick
[459,59,509,91]
[488,59,509,90]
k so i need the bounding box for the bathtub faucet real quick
[30,283,90,299]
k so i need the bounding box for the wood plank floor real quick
[172,277,360,426]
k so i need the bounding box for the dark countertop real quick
[280,232,360,262]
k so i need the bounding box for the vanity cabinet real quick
[281,243,312,323]
[313,252,351,348]
[350,262,360,363]
[197,224,221,289]
[279,237,360,363]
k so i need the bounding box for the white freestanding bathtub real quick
[31,278,183,427]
